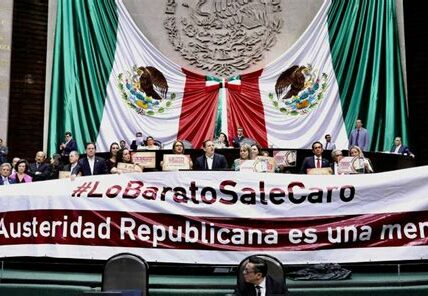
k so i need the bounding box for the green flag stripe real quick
[327,0,408,151]
[48,0,119,155]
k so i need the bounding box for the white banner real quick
[1,166,428,264]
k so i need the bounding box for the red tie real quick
[317,158,321,168]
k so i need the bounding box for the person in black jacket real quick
[195,140,228,170]
[234,256,286,296]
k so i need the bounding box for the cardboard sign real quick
[162,154,191,171]
[254,156,276,172]
[58,171,71,179]
[131,152,156,168]
[117,162,143,173]
[307,167,333,175]
[273,150,297,167]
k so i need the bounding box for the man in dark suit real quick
[195,140,228,170]
[28,151,51,181]
[300,141,330,174]
[0,163,16,185]
[59,131,78,157]
[232,127,246,148]
[234,256,286,296]
[77,143,107,176]
[390,137,415,157]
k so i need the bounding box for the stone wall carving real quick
[164,0,283,77]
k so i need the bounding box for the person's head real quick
[146,136,155,147]
[172,140,185,154]
[85,142,96,158]
[119,140,127,149]
[0,138,3,146]
[15,159,29,174]
[203,140,215,157]
[69,151,79,164]
[135,132,143,138]
[325,134,332,143]
[12,157,20,167]
[243,256,268,285]
[331,149,343,163]
[239,144,251,160]
[65,131,72,141]
[261,150,270,157]
[356,119,363,129]
[0,163,11,177]
[250,143,262,159]
[50,153,62,166]
[394,137,402,146]
[117,148,132,163]
[237,127,244,137]
[35,151,46,163]
[350,145,363,158]
[312,141,324,157]
[218,132,229,145]
[109,142,120,157]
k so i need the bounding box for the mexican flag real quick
[48,0,408,153]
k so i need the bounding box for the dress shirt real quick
[206,155,214,170]
[393,145,401,154]
[314,156,322,168]
[88,157,95,174]
[255,277,266,296]
[70,163,77,173]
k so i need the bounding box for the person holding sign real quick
[231,144,251,171]
[161,140,192,171]
[349,145,374,173]
[111,148,143,174]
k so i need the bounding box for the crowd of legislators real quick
[0,119,415,186]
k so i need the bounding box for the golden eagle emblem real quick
[117,65,176,116]
[269,64,328,116]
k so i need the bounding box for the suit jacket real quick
[0,176,16,185]
[28,162,51,181]
[233,275,287,296]
[300,156,330,174]
[232,136,245,148]
[195,153,228,170]
[61,139,77,156]
[78,156,108,176]
[390,145,412,155]
[349,127,369,151]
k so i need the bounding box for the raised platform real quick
[1,259,428,296]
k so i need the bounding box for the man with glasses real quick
[233,256,286,296]
[300,141,330,174]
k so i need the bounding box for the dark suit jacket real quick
[232,136,245,148]
[61,139,77,156]
[0,176,16,185]
[63,163,81,176]
[390,145,412,155]
[233,275,287,296]
[28,162,51,181]
[300,156,330,174]
[195,153,228,170]
[77,157,108,176]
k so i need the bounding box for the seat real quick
[102,253,149,296]
[236,254,286,295]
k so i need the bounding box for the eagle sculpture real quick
[138,66,168,101]
[275,65,308,101]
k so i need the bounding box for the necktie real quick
[355,129,360,146]
[255,285,261,296]
[325,142,329,150]
[317,158,321,168]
